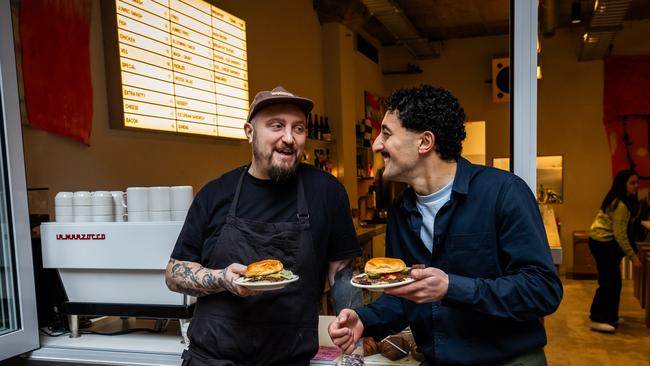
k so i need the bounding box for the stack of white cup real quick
[72,191,92,222]
[111,191,126,222]
[125,186,193,222]
[126,187,149,222]
[54,192,74,222]
[91,191,114,222]
[149,186,171,221]
[171,186,193,221]
[54,186,193,223]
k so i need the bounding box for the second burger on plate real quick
[351,257,414,288]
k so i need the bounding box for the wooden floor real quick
[545,277,650,365]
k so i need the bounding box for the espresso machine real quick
[40,221,194,337]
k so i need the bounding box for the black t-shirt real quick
[171,163,361,268]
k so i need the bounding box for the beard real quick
[252,133,300,182]
[268,163,297,182]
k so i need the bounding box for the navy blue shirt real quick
[356,158,563,365]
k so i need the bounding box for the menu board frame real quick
[100,0,249,140]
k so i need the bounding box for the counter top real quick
[540,205,563,265]
[355,223,386,242]
[27,317,184,366]
[26,316,415,366]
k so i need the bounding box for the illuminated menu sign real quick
[110,0,248,139]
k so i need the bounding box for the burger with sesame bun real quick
[352,257,412,285]
[240,259,295,283]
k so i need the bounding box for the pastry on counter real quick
[363,337,379,356]
[380,335,410,361]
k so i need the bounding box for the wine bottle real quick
[307,113,313,138]
[318,116,324,140]
[310,114,318,139]
[323,116,332,141]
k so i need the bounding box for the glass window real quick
[0,95,19,336]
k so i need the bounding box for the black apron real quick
[182,167,321,366]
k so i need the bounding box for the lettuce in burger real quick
[240,259,295,283]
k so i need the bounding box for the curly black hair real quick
[385,85,466,161]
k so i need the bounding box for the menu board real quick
[105,0,248,139]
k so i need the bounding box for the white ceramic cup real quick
[73,205,92,216]
[171,209,188,222]
[92,215,113,222]
[150,211,171,222]
[55,205,73,216]
[92,205,113,216]
[127,187,149,212]
[91,191,113,206]
[111,191,127,222]
[73,215,92,223]
[113,206,126,222]
[114,205,126,222]
[171,186,193,211]
[111,191,126,207]
[55,192,74,206]
[149,186,171,211]
[56,215,73,223]
[73,191,92,206]
[128,211,149,222]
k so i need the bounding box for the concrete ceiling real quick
[315,0,650,45]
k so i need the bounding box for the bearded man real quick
[165,86,362,366]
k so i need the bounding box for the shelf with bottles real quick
[302,145,337,177]
[356,118,375,180]
[306,113,333,143]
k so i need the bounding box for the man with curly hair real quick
[330,85,563,365]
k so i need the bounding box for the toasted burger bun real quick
[245,259,283,278]
[365,257,406,275]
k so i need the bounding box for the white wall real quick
[22,0,329,213]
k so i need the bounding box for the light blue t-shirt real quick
[416,179,454,252]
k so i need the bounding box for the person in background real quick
[165,86,362,366]
[588,169,641,333]
[329,84,563,365]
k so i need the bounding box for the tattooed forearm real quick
[165,258,225,297]
[216,267,239,293]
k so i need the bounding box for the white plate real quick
[234,276,299,291]
[350,273,415,292]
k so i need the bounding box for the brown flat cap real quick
[247,86,314,122]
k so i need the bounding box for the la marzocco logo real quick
[56,233,106,240]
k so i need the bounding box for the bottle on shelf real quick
[310,114,318,139]
[368,183,376,209]
[318,148,328,172]
[323,116,332,141]
[363,119,372,147]
[324,148,333,173]
[307,113,313,138]
[356,119,364,146]
[317,116,324,140]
